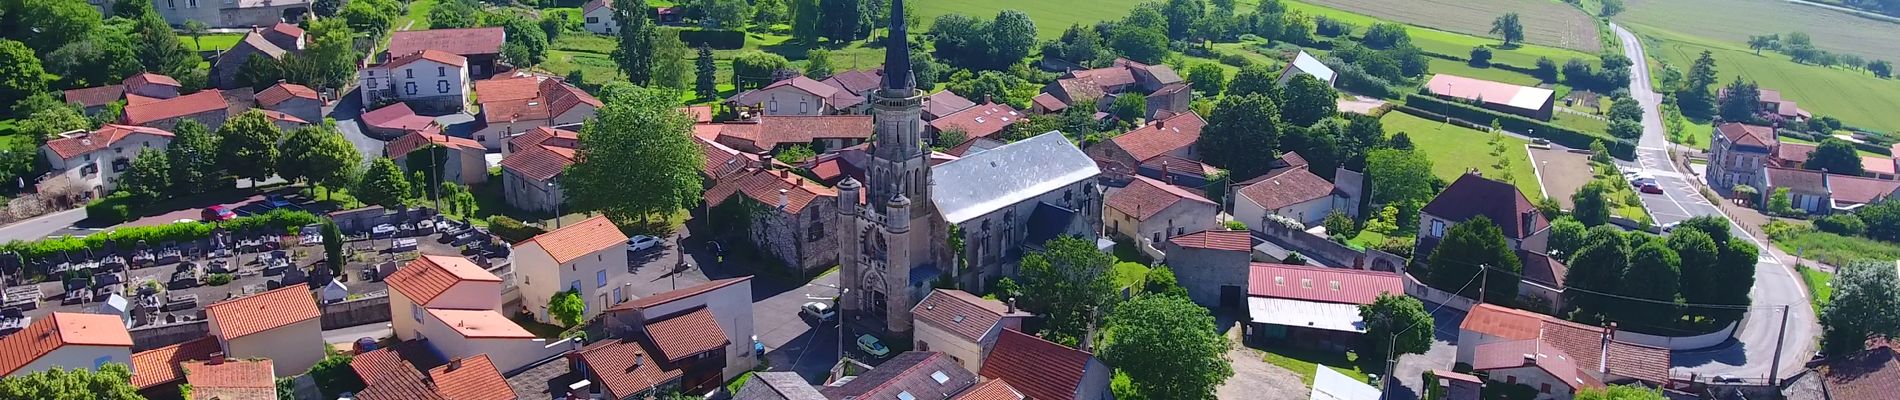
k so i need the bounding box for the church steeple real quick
[881,0,914,92]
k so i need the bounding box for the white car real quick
[801,301,836,321]
[627,235,661,252]
[857,334,890,358]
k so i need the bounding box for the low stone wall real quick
[319,294,392,330]
[1257,222,1406,271]
[1402,272,1477,312]
[130,320,211,352]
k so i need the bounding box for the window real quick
[768,100,778,112]
[596,270,607,288]
[1300,278,1313,288]
[1330,281,1341,291]
[613,287,623,302]
[799,100,808,114]
[1430,220,1445,237]
[1506,376,1516,384]
[1274,276,1285,286]
[586,17,599,23]
[187,0,195,6]
[404,82,417,96]
[437,66,446,77]
[570,280,581,292]
[412,304,423,322]
[167,0,173,7]
[114,147,123,154]
[94,356,114,369]
[367,78,377,89]
[406,69,414,79]
[1540,383,1551,393]
[437,80,450,93]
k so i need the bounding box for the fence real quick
[319,294,391,330]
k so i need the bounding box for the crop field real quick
[1381,111,1542,198]
[1617,0,1900,59]
[1296,0,1601,52]
[910,0,1146,39]
[1281,1,1599,70]
[1646,29,1900,133]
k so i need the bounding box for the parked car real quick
[202,205,236,222]
[1640,183,1664,194]
[1630,176,1657,188]
[856,334,890,358]
[1528,138,1552,150]
[627,235,661,252]
[801,301,836,321]
[1659,221,1681,233]
[263,195,294,209]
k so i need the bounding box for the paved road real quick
[0,208,88,242]
[328,87,387,164]
[1611,23,1818,382]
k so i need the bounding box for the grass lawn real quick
[1296,0,1602,52]
[1551,110,1610,136]
[537,30,884,104]
[1380,111,1544,198]
[1777,134,1886,158]
[1774,230,1900,267]
[395,0,440,31]
[1796,265,1832,314]
[1284,0,1600,70]
[1616,0,1900,61]
[1346,229,1386,250]
[183,33,245,52]
[1258,344,1375,387]
[725,371,755,394]
[910,0,1149,39]
[1112,261,1149,291]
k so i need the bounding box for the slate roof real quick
[183,359,277,400]
[931,131,1101,224]
[204,286,320,340]
[1519,250,1568,288]
[1108,175,1214,221]
[1247,263,1403,305]
[911,289,1011,342]
[1107,111,1206,163]
[518,215,628,264]
[926,90,978,118]
[1717,123,1777,150]
[576,337,684,400]
[122,90,228,126]
[820,352,976,400]
[1764,166,1828,194]
[610,277,753,311]
[388,27,507,57]
[0,313,135,376]
[256,82,319,107]
[1168,229,1253,252]
[703,168,838,215]
[1422,173,1547,239]
[1238,167,1336,211]
[929,103,1022,140]
[644,307,730,362]
[42,124,174,160]
[63,85,124,108]
[978,329,1094,400]
[130,336,222,389]
[386,255,504,307]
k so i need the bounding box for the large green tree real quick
[1227,64,1280,99]
[44,33,141,89]
[1610,239,1681,326]
[1717,77,1761,122]
[1198,93,1282,180]
[1100,295,1232,400]
[1805,138,1865,175]
[730,51,790,90]
[987,10,1038,70]
[694,45,718,98]
[1185,63,1227,96]
[356,158,411,209]
[790,0,821,43]
[567,84,706,226]
[612,0,657,85]
[285,18,362,90]
[550,289,585,327]
[0,363,142,400]
[277,125,363,198]
[0,39,49,112]
[1365,148,1435,206]
[1426,217,1522,302]
[1547,216,1588,259]
[1667,229,1721,305]
[1361,293,1433,357]
[1278,74,1338,127]
[1571,180,1613,226]
[1822,260,1900,354]
[1564,226,1632,315]
[340,0,399,38]
[429,0,480,29]
[500,14,551,67]
[816,0,861,42]
[1019,236,1119,344]
[5,0,101,55]
[216,111,284,185]
[117,149,171,203]
[167,120,226,194]
[134,11,196,78]
[650,29,694,91]
[1489,12,1523,47]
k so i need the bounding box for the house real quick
[978,329,1114,400]
[130,337,222,397]
[1719,87,1811,123]
[125,72,184,100]
[122,89,233,131]
[819,352,978,400]
[1163,229,1257,308]
[514,216,633,324]
[572,335,687,398]
[928,103,1022,143]
[351,340,519,400]
[1084,111,1206,177]
[181,358,277,400]
[358,50,471,115]
[956,380,1029,400]
[1243,263,1403,351]
[709,115,876,154]
[1105,175,1218,248]
[910,289,1028,372]
[1760,167,1900,214]
[1709,122,1779,190]
[730,76,861,116]
[1034,58,1186,116]
[387,27,507,78]
[704,167,839,272]
[1827,174,1900,211]
[1279,51,1338,87]
[1137,155,1220,190]
[1313,366,1382,400]
[1457,304,1672,398]
[924,90,979,120]
[62,84,125,114]
[821,69,886,112]
[933,131,1104,291]
[1424,74,1555,121]
[602,276,758,384]
[582,0,617,34]
[40,124,174,197]
[211,24,305,89]
[203,286,325,374]
[155,0,311,28]
[1428,369,1485,400]
[501,127,578,214]
[361,102,442,137]
[386,131,488,185]
[1820,338,1900,400]
[733,371,829,400]
[1413,173,1563,304]
[255,81,323,123]
[1145,83,1193,119]
[471,73,602,149]
[1234,154,1353,229]
[0,312,134,377]
[385,254,577,374]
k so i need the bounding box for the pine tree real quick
[612,0,657,85]
[695,45,718,98]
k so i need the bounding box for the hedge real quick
[1,209,324,261]
[85,194,135,225]
[1402,93,1636,160]
[674,28,746,50]
[486,215,547,243]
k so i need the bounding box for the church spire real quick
[882,0,914,91]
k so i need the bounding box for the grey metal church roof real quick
[930,131,1101,224]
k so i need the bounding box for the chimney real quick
[1157,118,1166,129]
[1522,354,1537,366]
[633,352,645,369]
[778,189,790,210]
[447,358,463,371]
[210,352,227,365]
[983,94,993,104]
[1007,297,1017,314]
[1605,322,1619,342]
[761,154,774,169]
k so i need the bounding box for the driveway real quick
[327,87,386,164]
[1611,23,1818,382]
[1218,324,1309,400]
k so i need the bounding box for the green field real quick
[1617,0,1900,60]
[1283,0,1600,69]
[1640,29,1900,133]
[1381,111,1542,198]
[1774,229,1900,267]
[1297,0,1601,52]
[910,0,1146,39]
[183,33,244,52]
[539,30,884,103]
[1778,134,1885,158]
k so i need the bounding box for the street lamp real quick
[547,177,561,229]
[837,288,850,365]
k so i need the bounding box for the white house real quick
[1277,50,1337,87]
[470,74,601,149]
[0,312,133,377]
[1233,157,1350,230]
[729,76,858,117]
[204,286,326,374]
[513,215,633,324]
[358,50,471,115]
[602,276,760,380]
[1105,175,1218,248]
[500,127,578,214]
[582,0,617,35]
[40,125,175,198]
[385,254,577,374]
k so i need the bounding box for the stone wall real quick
[129,320,211,352]
[1257,221,1375,269]
[746,200,838,273]
[319,294,391,330]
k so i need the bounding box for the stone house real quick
[0,313,133,377]
[386,27,506,78]
[211,24,304,90]
[358,50,471,115]
[1033,58,1186,116]
[385,131,488,185]
[1413,173,1566,304]
[978,328,1115,400]
[470,73,601,149]
[121,89,232,131]
[501,127,578,214]
[1105,175,1217,249]
[513,216,635,324]
[1161,229,1256,309]
[704,167,839,273]
[1084,111,1205,178]
[600,277,759,387]
[1233,158,1352,229]
[40,124,174,198]
[909,289,1028,372]
[933,132,1104,292]
[730,76,861,116]
[255,81,322,124]
[1709,122,1778,191]
[203,286,325,374]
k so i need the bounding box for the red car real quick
[201,205,236,221]
[1639,183,1665,194]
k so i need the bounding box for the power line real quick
[1429,256,1771,311]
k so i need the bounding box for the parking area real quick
[1529,147,1596,207]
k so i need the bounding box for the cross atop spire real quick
[881,0,915,92]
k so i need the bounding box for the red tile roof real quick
[474,75,544,103]
[125,72,182,89]
[266,22,304,41]
[42,124,174,160]
[979,329,1095,400]
[518,215,627,264]
[384,49,469,69]
[206,286,321,340]
[911,289,1011,342]
[1108,175,1214,221]
[645,307,731,362]
[1108,112,1206,163]
[611,276,752,311]
[258,109,309,125]
[1422,173,1547,239]
[256,82,320,107]
[428,355,518,400]
[1068,66,1137,89]
[388,27,506,57]
[184,359,277,400]
[1238,167,1336,211]
[1460,304,1672,385]
[361,102,437,133]
[500,143,575,182]
[954,379,1025,400]
[713,115,876,152]
[732,76,851,109]
[577,338,684,400]
[386,255,503,306]
[1825,343,1900,400]
[0,312,135,375]
[1167,229,1252,252]
[122,90,228,126]
[1470,339,1600,391]
[386,131,484,157]
[926,90,977,117]
[1829,174,1900,205]
[704,168,838,215]
[929,103,1022,139]
[1774,142,1816,165]
[477,77,601,123]
[1460,304,1545,340]
[1765,166,1828,194]
[1717,123,1776,149]
[1862,156,1896,175]
[681,105,714,123]
[63,84,125,108]
[696,134,758,178]
[1246,263,1402,305]
[1031,93,1068,112]
[130,336,222,389]
[351,342,449,400]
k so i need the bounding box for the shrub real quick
[1224,220,1248,230]
[206,273,233,286]
[1815,214,1866,236]
[487,215,548,243]
[85,194,135,225]
[1469,47,1493,67]
[1216,52,1252,68]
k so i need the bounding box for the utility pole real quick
[1478,264,1488,305]
[1770,304,1790,385]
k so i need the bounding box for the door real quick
[1219,285,1244,309]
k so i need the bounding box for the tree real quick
[1571,180,1613,226]
[730,51,791,90]
[1468,46,1493,67]
[945,70,1025,107]
[1805,138,1865,175]
[215,111,284,185]
[1099,295,1232,400]
[1576,385,1665,400]
[1609,96,1644,122]
[1361,293,1433,357]
[1872,60,1894,79]
[1768,187,1800,216]
[1534,57,1560,82]
[1019,236,1119,343]
[803,48,835,80]
[1489,13,1523,46]
[117,149,171,203]
[1610,239,1681,326]
[1366,149,1435,206]
[752,0,788,27]
[182,20,210,51]
[695,45,718,98]
[1340,113,1387,168]
[429,0,480,29]
[341,0,398,38]
[8,0,101,55]
[567,84,707,226]
[988,10,1038,70]
[287,18,362,90]
[1668,229,1720,305]
[700,0,752,29]
[1226,64,1280,99]
[1046,24,1107,67]
[1822,260,1900,354]
[1143,266,1189,298]
[1322,210,1356,237]
[0,363,143,400]
[167,121,226,194]
[17,106,88,140]
[1111,93,1147,124]
[1185,63,1226,96]
[1278,74,1338,127]
[1564,226,1630,314]
[1747,35,1778,55]
[45,33,142,89]
[928,14,991,69]
[1287,118,1344,179]
[322,219,344,274]
[1426,217,1522,302]
[549,289,586,327]
[1547,216,1588,259]
[1608,118,1642,139]
[278,125,363,198]
[1109,23,1170,64]
[650,29,693,91]
[0,39,49,111]
[356,158,411,209]
[791,0,821,43]
[1199,94,1282,180]
[1161,0,1205,40]
[817,0,862,42]
[1599,0,1625,17]
[932,129,969,151]
[1717,77,1761,122]
[1363,23,1410,49]
[500,15,550,67]
[1389,132,1415,150]
[613,0,657,85]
